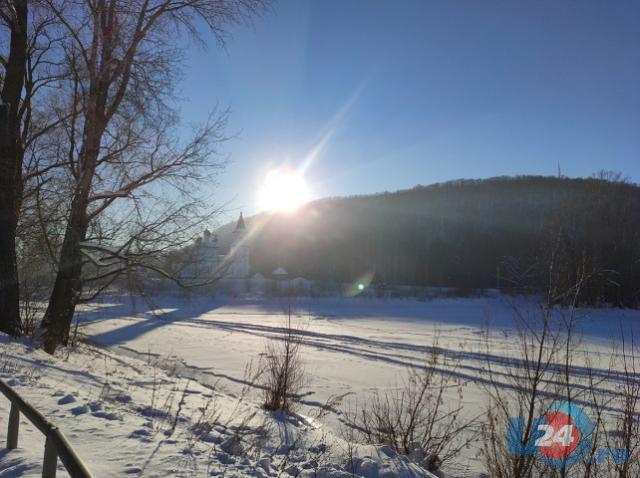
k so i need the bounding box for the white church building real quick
[180,212,302,297]
[183,213,251,282]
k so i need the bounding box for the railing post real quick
[1,379,93,477]
[7,402,19,449]
[42,435,57,478]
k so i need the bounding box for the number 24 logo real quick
[535,424,575,447]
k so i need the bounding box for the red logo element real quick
[535,411,581,459]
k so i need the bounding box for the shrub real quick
[262,308,306,414]
[344,343,476,471]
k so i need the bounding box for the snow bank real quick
[0,335,439,478]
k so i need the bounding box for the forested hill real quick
[218,175,640,306]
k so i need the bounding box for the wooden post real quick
[1,379,94,477]
[7,402,19,449]
[42,435,57,478]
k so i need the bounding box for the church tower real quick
[228,212,251,278]
[201,229,219,274]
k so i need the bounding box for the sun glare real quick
[258,170,310,212]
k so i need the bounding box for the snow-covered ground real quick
[1,295,638,477]
[77,295,639,421]
[0,335,435,478]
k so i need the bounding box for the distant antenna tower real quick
[557,161,562,178]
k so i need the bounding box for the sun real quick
[258,169,310,212]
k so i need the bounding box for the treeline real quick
[219,174,640,307]
[0,0,266,351]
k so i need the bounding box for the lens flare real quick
[258,169,310,212]
[345,271,375,297]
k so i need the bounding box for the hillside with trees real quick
[218,174,640,307]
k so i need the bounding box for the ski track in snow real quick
[77,296,640,425]
[2,296,638,477]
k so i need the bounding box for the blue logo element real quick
[508,401,628,468]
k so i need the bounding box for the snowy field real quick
[77,295,640,417]
[1,295,639,477]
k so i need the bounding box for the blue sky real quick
[178,0,640,217]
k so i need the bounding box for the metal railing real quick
[0,378,94,478]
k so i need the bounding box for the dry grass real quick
[344,340,477,473]
[262,307,306,414]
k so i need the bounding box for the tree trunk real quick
[0,103,21,336]
[0,0,28,337]
[39,191,90,353]
[39,122,102,353]
[37,0,110,352]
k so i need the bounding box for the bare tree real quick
[614,334,640,478]
[480,242,616,478]
[481,250,571,478]
[0,0,28,336]
[1,0,64,335]
[34,0,266,353]
[587,332,640,478]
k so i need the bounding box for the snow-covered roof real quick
[271,266,288,276]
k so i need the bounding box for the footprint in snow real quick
[112,393,132,404]
[70,401,103,416]
[91,410,120,421]
[128,428,151,440]
[57,394,77,405]
[70,405,89,416]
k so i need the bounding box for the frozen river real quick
[78,295,639,429]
